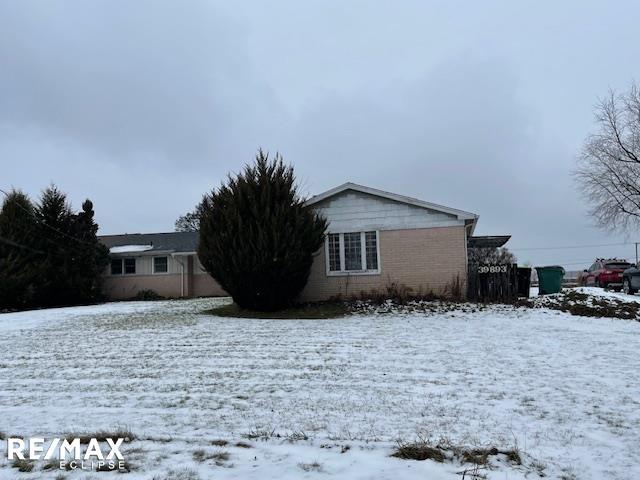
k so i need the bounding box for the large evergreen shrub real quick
[198,151,327,311]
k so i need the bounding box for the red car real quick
[579,259,632,290]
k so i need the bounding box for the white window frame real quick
[110,257,137,276]
[110,258,123,276]
[123,257,136,275]
[152,256,169,274]
[325,231,380,276]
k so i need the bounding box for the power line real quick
[511,242,631,251]
[0,235,47,255]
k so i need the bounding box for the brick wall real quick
[103,253,227,299]
[103,274,187,299]
[299,225,467,301]
[193,272,226,297]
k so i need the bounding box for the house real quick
[298,183,478,301]
[100,182,501,300]
[99,231,224,299]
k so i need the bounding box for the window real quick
[344,232,362,270]
[124,258,136,274]
[365,231,378,270]
[328,234,341,271]
[110,258,122,275]
[326,231,379,274]
[153,256,168,273]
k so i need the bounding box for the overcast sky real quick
[1,1,639,268]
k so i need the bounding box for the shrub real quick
[198,151,327,311]
[443,275,464,300]
[133,289,165,301]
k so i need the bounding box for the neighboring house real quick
[100,182,500,300]
[99,232,224,300]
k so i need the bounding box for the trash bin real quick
[535,266,565,295]
[517,267,532,297]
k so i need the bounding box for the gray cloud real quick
[0,1,282,164]
[2,0,640,267]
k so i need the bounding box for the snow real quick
[0,296,639,479]
[573,286,640,303]
[109,244,153,254]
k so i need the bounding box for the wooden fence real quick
[467,263,519,303]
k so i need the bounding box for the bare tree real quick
[575,83,640,229]
[467,246,516,265]
[174,199,206,232]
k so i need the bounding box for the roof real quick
[467,235,511,248]
[99,231,198,254]
[305,182,478,222]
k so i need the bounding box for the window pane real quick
[328,234,341,271]
[124,258,136,274]
[154,256,168,273]
[344,232,362,270]
[110,259,122,275]
[365,231,378,270]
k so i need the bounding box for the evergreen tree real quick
[34,185,75,306]
[198,151,328,311]
[0,191,39,309]
[0,185,110,309]
[71,199,110,302]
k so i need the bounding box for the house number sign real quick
[477,265,508,274]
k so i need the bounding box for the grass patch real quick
[391,441,446,462]
[43,459,61,470]
[391,440,521,466]
[235,441,253,449]
[12,458,35,472]
[206,301,349,319]
[285,430,309,442]
[211,451,230,462]
[298,461,323,472]
[143,435,173,443]
[66,427,135,444]
[152,468,201,480]
[211,439,228,447]
[192,449,207,462]
[460,446,521,466]
[193,449,230,464]
[243,427,279,440]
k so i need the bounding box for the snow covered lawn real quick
[0,295,639,479]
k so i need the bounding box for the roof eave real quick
[306,182,478,221]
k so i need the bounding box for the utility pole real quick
[636,242,638,265]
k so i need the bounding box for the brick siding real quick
[299,225,467,301]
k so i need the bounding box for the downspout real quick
[463,217,478,299]
[173,254,185,298]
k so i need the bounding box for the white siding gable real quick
[313,190,464,233]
